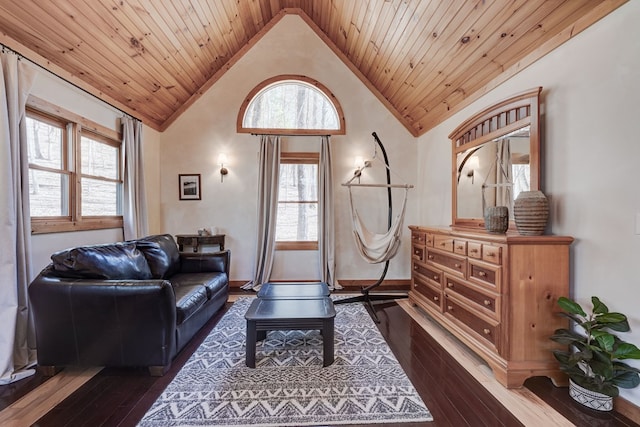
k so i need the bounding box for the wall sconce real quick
[466,156,479,184]
[219,153,228,182]
[353,156,371,178]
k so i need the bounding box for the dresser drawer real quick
[469,260,501,291]
[411,231,426,245]
[444,296,500,350]
[412,244,425,262]
[413,276,443,311]
[482,244,502,264]
[467,242,482,259]
[425,233,435,247]
[433,235,454,252]
[453,239,467,255]
[444,274,500,319]
[412,262,442,286]
[426,249,466,277]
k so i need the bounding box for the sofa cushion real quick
[135,234,180,279]
[170,272,228,300]
[173,284,208,325]
[51,242,152,280]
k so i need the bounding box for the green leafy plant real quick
[550,296,640,397]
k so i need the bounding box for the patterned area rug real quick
[138,297,432,426]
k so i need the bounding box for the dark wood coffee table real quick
[257,282,330,299]
[244,297,336,368]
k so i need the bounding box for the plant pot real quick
[513,190,549,235]
[569,379,613,412]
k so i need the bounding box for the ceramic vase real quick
[513,190,549,235]
[569,379,613,412]
[484,206,509,234]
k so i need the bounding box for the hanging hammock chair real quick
[335,132,413,322]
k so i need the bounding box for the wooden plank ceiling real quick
[0,0,626,135]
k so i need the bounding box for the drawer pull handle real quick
[478,271,487,277]
[456,245,463,250]
[487,253,495,258]
[483,328,491,335]
[433,296,439,302]
[433,275,439,280]
[483,299,491,306]
[414,266,418,270]
[470,249,478,253]
[447,282,454,288]
[454,263,462,268]
[414,250,420,255]
[428,255,434,260]
[447,305,453,311]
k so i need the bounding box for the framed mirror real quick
[449,87,542,230]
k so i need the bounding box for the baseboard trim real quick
[229,279,411,291]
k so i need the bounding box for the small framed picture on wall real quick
[179,174,201,200]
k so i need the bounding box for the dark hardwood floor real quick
[1,298,638,426]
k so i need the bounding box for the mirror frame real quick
[449,87,542,230]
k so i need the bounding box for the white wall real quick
[160,15,417,284]
[417,2,640,405]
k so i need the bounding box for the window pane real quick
[243,81,339,130]
[81,136,119,179]
[278,164,317,201]
[26,116,63,169]
[81,178,120,215]
[29,169,68,216]
[276,203,318,241]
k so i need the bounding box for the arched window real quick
[237,75,345,135]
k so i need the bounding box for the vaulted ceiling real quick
[0,1,626,135]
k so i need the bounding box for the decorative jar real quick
[513,190,549,235]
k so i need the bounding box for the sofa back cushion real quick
[51,242,152,280]
[135,234,181,279]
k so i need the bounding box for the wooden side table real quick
[175,234,225,252]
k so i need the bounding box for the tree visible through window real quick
[276,153,318,249]
[27,100,123,234]
[239,76,342,250]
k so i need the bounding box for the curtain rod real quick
[251,133,331,137]
[1,43,138,121]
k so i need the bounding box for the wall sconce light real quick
[353,156,371,177]
[219,153,228,182]
[466,157,479,184]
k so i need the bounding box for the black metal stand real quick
[334,132,408,323]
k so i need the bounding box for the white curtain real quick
[243,135,281,291]
[0,50,37,384]
[122,116,148,240]
[318,136,340,289]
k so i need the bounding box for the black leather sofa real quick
[28,234,229,376]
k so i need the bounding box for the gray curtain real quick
[0,50,37,384]
[243,135,281,291]
[122,116,148,240]
[318,136,340,289]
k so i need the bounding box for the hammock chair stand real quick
[334,132,408,323]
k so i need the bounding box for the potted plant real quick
[550,296,640,411]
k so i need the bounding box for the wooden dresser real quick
[409,225,573,388]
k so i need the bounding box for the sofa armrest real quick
[179,249,230,277]
[29,272,177,369]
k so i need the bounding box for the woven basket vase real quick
[513,190,549,236]
[484,206,509,234]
